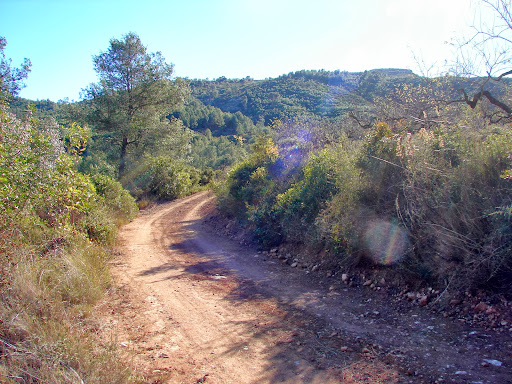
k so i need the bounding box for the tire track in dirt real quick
[103,192,358,383]
[100,191,512,384]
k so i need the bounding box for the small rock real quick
[326,270,333,277]
[482,359,502,367]
[419,295,429,306]
[312,265,319,272]
[485,306,497,315]
[341,273,349,282]
[291,262,298,268]
[474,301,488,314]
[362,348,371,354]
[455,371,467,375]
[340,346,349,352]
[363,280,372,286]
[159,353,169,358]
[449,299,462,306]
[380,278,386,285]
[501,320,508,326]
[406,292,416,301]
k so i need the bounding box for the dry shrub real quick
[395,126,512,290]
[318,123,512,292]
[0,236,135,384]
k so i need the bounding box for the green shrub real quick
[357,122,407,215]
[274,148,341,242]
[373,124,512,289]
[218,115,512,293]
[120,155,202,201]
[424,128,512,288]
[144,156,198,200]
[314,141,364,261]
[218,136,279,219]
[91,174,138,224]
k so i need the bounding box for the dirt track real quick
[100,191,512,383]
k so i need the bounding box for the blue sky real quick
[2,0,478,101]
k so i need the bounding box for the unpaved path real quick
[100,191,512,383]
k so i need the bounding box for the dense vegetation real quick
[0,104,139,381]
[219,120,512,292]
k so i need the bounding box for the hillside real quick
[188,68,416,124]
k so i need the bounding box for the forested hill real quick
[12,67,509,137]
[13,68,418,138]
[187,68,417,124]
[13,66,509,147]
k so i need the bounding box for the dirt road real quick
[101,191,512,383]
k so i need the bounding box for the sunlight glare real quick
[364,219,409,265]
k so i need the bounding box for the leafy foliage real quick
[0,104,138,382]
[0,37,31,100]
[274,148,341,242]
[142,156,201,200]
[190,69,415,124]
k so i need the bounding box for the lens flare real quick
[364,219,409,265]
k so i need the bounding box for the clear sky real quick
[1,0,479,102]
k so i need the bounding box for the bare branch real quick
[450,1,512,122]
[494,68,512,80]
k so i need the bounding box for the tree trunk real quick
[119,135,128,179]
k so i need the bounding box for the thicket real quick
[0,105,139,383]
[219,110,512,294]
[121,155,210,201]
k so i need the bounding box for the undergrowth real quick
[218,117,512,296]
[0,105,141,383]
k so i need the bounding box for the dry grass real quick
[0,233,140,384]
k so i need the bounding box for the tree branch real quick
[348,111,374,129]
[482,90,512,115]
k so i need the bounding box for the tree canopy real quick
[85,32,189,176]
[0,36,31,101]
